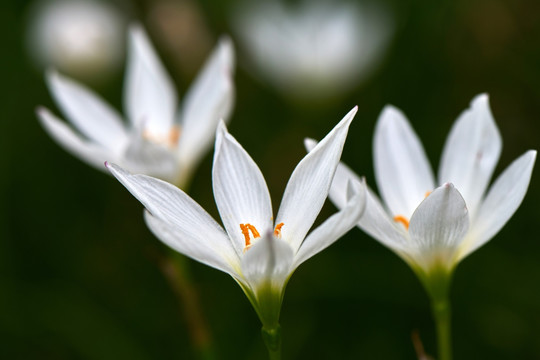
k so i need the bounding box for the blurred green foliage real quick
[1,0,540,359]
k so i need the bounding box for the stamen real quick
[143,125,181,148]
[274,223,284,237]
[424,191,432,198]
[240,223,260,252]
[393,215,409,230]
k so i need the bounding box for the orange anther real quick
[424,191,432,198]
[240,223,260,252]
[274,223,284,237]
[393,215,409,230]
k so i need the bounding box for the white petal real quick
[374,105,435,218]
[177,37,235,167]
[241,234,294,291]
[357,185,410,253]
[46,71,128,151]
[438,94,502,216]
[276,107,357,252]
[37,107,116,171]
[293,179,366,269]
[461,150,536,258]
[144,211,239,276]
[212,122,273,255]
[106,163,239,267]
[408,183,469,267]
[124,24,177,136]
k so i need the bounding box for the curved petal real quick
[241,234,294,291]
[106,163,239,268]
[144,211,239,276]
[293,179,366,269]
[276,107,357,252]
[124,24,177,136]
[408,183,469,268]
[212,122,273,255]
[460,150,536,259]
[37,107,116,171]
[374,105,435,218]
[46,71,128,152]
[438,94,502,216]
[177,37,235,167]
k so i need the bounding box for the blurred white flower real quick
[27,0,126,78]
[38,25,235,187]
[232,0,393,101]
[318,94,536,290]
[106,109,365,329]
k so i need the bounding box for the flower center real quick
[143,126,181,148]
[239,223,285,252]
[392,191,432,230]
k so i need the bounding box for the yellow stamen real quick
[274,223,284,237]
[393,215,409,230]
[425,191,432,198]
[240,223,260,252]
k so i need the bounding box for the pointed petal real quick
[438,94,502,216]
[46,71,128,151]
[37,107,116,171]
[408,183,469,267]
[241,235,294,291]
[276,107,357,252]
[212,122,273,255]
[177,37,235,167]
[106,163,239,268]
[461,150,536,258]
[144,211,239,276]
[374,105,435,218]
[124,24,177,135]
[293,179,366,269]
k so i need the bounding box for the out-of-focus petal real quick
[124,24,176,136]
[144,211,239,276]
[178,37,235,167]
[37,107,115,171]
[438,94,502,216]
[276,107,357,252]
[408,183,469,268]
[213,122,273,255]
[374,105,435,218]
[46,70,127,151]
[293,179,366,269]
[460,150,536,259]
[106,163,239,264]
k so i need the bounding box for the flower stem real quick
[261,325,282,360]
[431,297,452,360]
[159,251,216,360]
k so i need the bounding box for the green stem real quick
[261,325,282,360]
[160,252,216,360]
[431,297,452,360]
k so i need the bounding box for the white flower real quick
[26,0,126,77]
[319,94,536,288]
[37,24,235,187]
[232,0,393,100]
[106,108,365,327]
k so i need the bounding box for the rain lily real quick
[232,0,393,101]
[106,108,365,358]
[37,24,234,187]
[316,94,535,360]
[27,0,126,78]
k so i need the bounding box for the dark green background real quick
[2,0,539,358]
